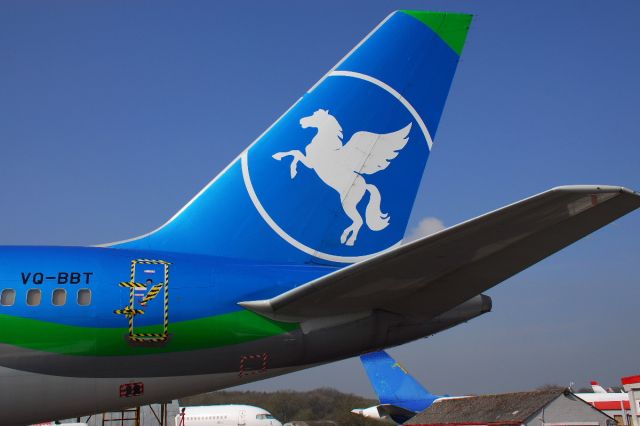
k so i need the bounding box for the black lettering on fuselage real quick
[19,271,94,285]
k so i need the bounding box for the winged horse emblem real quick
[273,109,411,246]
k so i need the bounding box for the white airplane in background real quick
[576,381,634,426]
[32,423,87,426]
[176,405,282,426]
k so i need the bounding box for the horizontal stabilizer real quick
[379,404,418,424]
[351,404,417,424]
[240,186,640,321]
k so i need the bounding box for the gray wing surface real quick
[240,185,640,322]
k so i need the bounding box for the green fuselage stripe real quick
[0,311,298,356]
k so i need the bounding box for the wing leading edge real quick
[240,185,640,322]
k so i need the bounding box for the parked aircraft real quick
[576,382,634,426]
[352,351,463,424]
[1,9,639,426]
[176,405,281,426]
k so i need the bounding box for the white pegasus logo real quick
[273,109,411,246]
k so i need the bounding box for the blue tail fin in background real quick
[360,350,440,413]
[108,11,472,265]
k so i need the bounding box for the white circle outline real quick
[241,71,433,263]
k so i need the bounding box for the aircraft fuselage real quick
[0,246,489,424]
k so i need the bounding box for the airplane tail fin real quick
[107,11,472,265]
[360,350,439,412]
[591,381,609,393]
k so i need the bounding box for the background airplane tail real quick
[591,381,608,393]
[108,11,472,265]
[360,350,440,412]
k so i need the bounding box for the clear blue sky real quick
[1,1,638,396]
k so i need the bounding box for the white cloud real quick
[405,217,446,242]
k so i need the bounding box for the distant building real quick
[622,375,640,426]
[577,386,631,426]
[405,389,615,426]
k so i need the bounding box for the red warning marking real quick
[591,195,598,206]
[239,353,269,377]
[119,382,144,397]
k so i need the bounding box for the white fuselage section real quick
[176,405,282,426]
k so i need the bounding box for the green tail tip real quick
[400,10,473,56]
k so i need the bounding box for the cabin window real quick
[1,289,15,306]
[77,288,91,306]
[257,414,275,419]
[27,289,42,306]
[52,288,67,306]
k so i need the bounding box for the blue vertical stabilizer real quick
[108,11,472,266]
[360,350,440,413]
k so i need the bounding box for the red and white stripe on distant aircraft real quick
[576,381,631,412]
